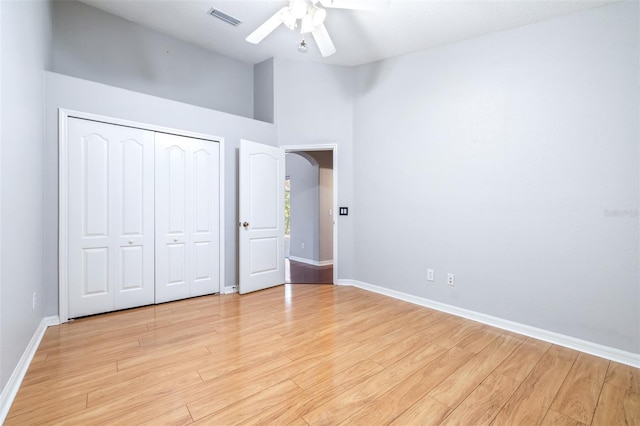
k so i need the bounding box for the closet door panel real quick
[114,132,155,310]
[82,248,110,295]
[83,134,109,236]
[68,121,115,317]
[155,134,220,302]
[155,134,190,303]
[168,243,187,284]
[190,140,220,297]
[168,147,187,233]
[68,118,155,318]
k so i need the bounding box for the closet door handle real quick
[173,238,178,242]
[128,240,134,244]
[242,222,249,229]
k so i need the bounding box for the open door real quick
[239,139,285,294]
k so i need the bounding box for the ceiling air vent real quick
[207,8,241,26]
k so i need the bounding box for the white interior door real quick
[67,118,155,318]
[239,139,285,294]
[155,133,220,303]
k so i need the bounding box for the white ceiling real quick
[78,0,619,66]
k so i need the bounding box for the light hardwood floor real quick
[6,284,640,425]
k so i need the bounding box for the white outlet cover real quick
[447,273,455,286]
[427,269,434,282]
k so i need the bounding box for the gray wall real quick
[0,0,52,389]
[254,58,274,123]
[52,1,254,118]
[286,153,320,262]
[274,58,355,277]
[43,72,277,316]
[353,1,639,353]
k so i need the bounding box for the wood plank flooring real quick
[285,259,333,284]
[6,284,640,425]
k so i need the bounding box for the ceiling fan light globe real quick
[285,19,297,30]
[311,7,327,27]
[300,14,314,34]
[281,8,297,30]
[290,0,309,19]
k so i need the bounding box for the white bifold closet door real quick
[67,118,155,318]
[155,133,220,303]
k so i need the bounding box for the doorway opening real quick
[285,176,291,256]
[284,147,336,284]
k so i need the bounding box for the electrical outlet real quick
[427,269,434,282]
[32,292,37,310]
[301,242,305,250]
[447,273,455,286]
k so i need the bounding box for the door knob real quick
[128,240,134,244]
[242,222,249,229]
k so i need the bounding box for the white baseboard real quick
[0,316,59,423]
[223,285,238,294]
[339,279,640,368]
[288,256,333,267]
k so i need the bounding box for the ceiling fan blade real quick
[312,24,336,57]
[246,7,287,44]
[319,0,388,11]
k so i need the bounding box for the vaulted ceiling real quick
[79,0,618,66]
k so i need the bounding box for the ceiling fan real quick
[246,0,381,58]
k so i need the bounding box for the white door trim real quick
[282,144,338,285]
[58,109,225,322]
